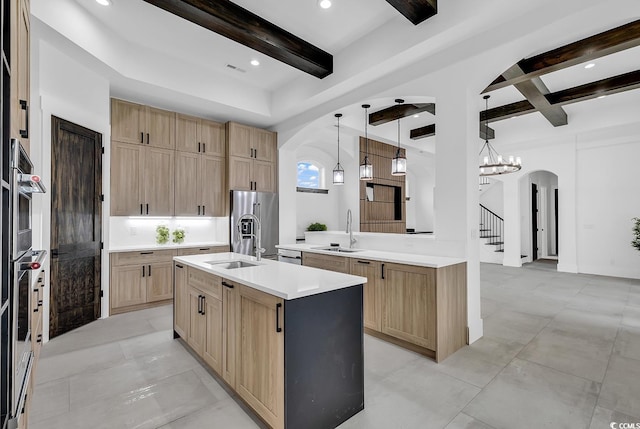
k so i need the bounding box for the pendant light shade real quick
[332,113,344,185]
[360,104,373,181]
[391,98,407,176]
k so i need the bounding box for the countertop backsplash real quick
[109,216,229,250]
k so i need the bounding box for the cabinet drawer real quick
[177,245,229,256]
[302,252,349,274]
[111,249,177,266]
[188,266,222,300]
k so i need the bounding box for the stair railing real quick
[479,204,504,253]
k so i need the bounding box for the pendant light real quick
[479,95,522,176]
[391,98,407,176]
[359,104,373,181]
[332,113,344,185]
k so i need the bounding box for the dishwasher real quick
[278,249,302,265]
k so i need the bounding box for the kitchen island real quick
[173,252,367,429]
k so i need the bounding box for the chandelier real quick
[479,95,521,176]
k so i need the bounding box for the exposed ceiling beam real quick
[480,69,640,123]
[369,103,435,126]
[483,19,640,93]
[384,0,437,25]
[142,0,333,79]
[409,124,495,140]
[503,65,568,127]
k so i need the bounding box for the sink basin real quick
[205,260,262,269]
[315,247,363,253]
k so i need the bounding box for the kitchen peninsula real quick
[172,252,367,429]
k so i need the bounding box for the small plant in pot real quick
[173,228,186,244]
[307,222,327,232]
[632,217,640,252]
[156,225,170,244]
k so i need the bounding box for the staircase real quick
[479,204,504,264]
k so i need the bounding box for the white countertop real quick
[174,252,367,300]
[109,242,229,253]
[276,243,465,268]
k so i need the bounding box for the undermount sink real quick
[315,247,363,253]
[205,260,262,269]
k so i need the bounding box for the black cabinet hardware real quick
[254,148,257,158]
[142,266,145,277]
[198,205,201,215]
[33,307,38,313]
[381,263,385,279]
[146,133,150,144]
[199,248,209,251]
[38,300,42,307]
[37,334,42,343]
[19,100,29,138]
[200,296,206,315]
[197,295,202,314]
[202,143,206,153]
[140,251,154,255]
[356,260,370,265]
[140,132,144,143]
[202,206,205,215]
[146,204,149,215]
[276,303,282,332]
[222,281,234,289]
[250,148,254,157]
[140,203,143,215]
[148,265,151,276]
[176,264,184,269]
[198,142,201,152]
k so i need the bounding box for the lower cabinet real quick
[349,258,383,331]
[174,263,188,338]
[188,286,223,374]
[301,252,350,273]
[110,250,177,314]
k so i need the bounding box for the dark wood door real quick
[50,117,102,338]
[531,183,538,261]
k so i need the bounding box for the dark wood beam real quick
[483,19,640,93]
[481,70,640,123]
[385,0,437,25]
[409,123,495,140]
[143,0,333,79]
[370,103,435,126]
[503,65,568,127]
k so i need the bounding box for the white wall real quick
[405,154,435,232]
[480,181,504,218]
[31,35,111,342]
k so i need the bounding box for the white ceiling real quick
[33,0,640,156]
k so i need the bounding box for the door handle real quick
[146,204,149,215]
[200,296,206,316]
[197,295,202,314]
[140,203,143,215]
[276,303,282,333]
[176,264,184,269]
[381,263,385,280]
[357,260,370,265]
[221,281,234,289]
[140,132,144,143]
[250,148,254,157]
[140,251,154,255]
[148,265,151,276]
[142,266,145,277]
[198,142,201,153]
[19,100,29,138]
[254,148,257,158]
[146,133,150,145]
[202,143,206,153]
[202,206,205,216]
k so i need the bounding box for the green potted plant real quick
[632,218,640,252]
[173,228,186,244]
[307,222,328,232]
[156,225,170,244]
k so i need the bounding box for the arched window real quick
[297,161,324,189]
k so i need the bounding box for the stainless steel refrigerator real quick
[230,191,279,259]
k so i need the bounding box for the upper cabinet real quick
[11,0,30,153]
[227,122,277,192]
[111,99,176,149]
[176,114,225,157]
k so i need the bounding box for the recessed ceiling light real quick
[250,59,260,66]
[95,0,112,5]
[584,63,595,69]
[318,0,332,9]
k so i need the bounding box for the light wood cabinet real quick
[174,263,188,338]
[176,114,226,157]
[221,279,237,388]
[11,0,30,153]
[350,259,383,331]
[235,284,285,429]
[110,142,174,216]
[110,250,177,314]
[175,151,226,216]
[176,245,229,256]
[227,122,277,192]
[111,99,175,149]
[188,288,206,355]
[381,263,437,350]
[302,252,350,274]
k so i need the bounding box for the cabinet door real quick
[111,142,144,215]
[14,0,29,152]
[144,147,175,216]
[111,99,145,145]
[174,263,188,338]
[175,151,200,216]
[227,122,253,158]
[201,155,226,217]
[111,265,146,309]
[147,262,173,302]
[176,114,199,153]
[350,259,382,331]
[236,285,284,429]
[228,156,252,191]
[203,293,223,374]
[253,129,276,162]
[188,287,206,356]
[222,281,237,388]
[200,119,226,158]
[253,160,276,193]
[146,107,175,149]
[382,263,436,350]
[302,252,350,273]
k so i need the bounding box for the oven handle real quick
[19,250,47,271]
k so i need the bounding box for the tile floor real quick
[31,261,640,429]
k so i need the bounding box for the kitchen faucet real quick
[346,209,357,248]
[236,213,265,261]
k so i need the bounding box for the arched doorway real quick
[521,170,559,263]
